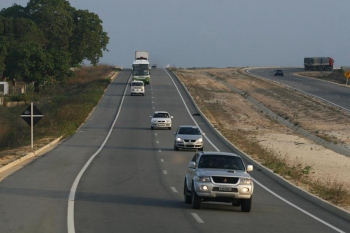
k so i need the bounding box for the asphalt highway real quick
[248,68,350,112]
[0,69,349,232]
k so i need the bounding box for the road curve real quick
[0,69,349,232]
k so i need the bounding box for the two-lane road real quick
[248,68,350,111]
[0,69,349,232]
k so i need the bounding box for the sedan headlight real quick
[176,137,183,142]
[196,176,211,182]
[240,178,252,184]
[197,138,203,143]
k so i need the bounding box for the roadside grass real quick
[172,68,350,208]
[0,64,119,151]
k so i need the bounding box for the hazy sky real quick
[1,0,350,68]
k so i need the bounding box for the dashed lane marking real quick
[191,213,204,223]
[170,187,178,193]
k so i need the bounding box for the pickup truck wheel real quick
[241,197,252,212]
[191,185,201,209]
[184,180,192,204]
[168,127,171,130]
[151,126,154,130]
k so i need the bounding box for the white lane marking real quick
[163,170,167,175]
[166,69,345,232]
[170,187,178,193]
[160,159,164,162]
[191,213,204,223]
[155,133,157,136]
[158,149,162,152]
[156,141,159,144]
[165,69,220,152]
[67,74,132,233]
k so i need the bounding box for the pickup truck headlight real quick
[196,176,211,182]
[240,178,252,184]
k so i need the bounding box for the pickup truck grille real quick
[212,176,239,184]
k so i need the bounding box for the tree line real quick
[0,0,109,89]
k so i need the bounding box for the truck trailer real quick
[135,51,149,61]
[304,57,334,71]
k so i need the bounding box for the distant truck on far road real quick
[304,57,334,71]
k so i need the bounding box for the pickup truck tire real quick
[191,184,201,209]
[168,127,171,130]
[184,180,192,204]
[241,197,252,212]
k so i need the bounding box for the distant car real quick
[184,151,254,212]
[151,65,157,69]
[174,125,204,151]
[274,69,284,76]
[150,111,173,130]
[130,80,145,96]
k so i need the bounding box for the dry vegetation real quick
[172,67,350,210]
[0,64,119,165]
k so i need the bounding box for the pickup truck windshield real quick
[198,155,244,170]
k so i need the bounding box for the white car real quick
[174,125,204,151]
[150,111,173,130]
[130,80,145,96]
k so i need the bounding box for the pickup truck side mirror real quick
[188,161,196,169]
[246,165,253,172]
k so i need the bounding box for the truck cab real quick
[132,59,150,84]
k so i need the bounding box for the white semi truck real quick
[132,51,150,84]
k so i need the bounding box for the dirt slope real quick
[173,67,350,210]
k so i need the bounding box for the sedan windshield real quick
[132,82,144,86]
[178,127,200,135]
[197,155,244,170]
[153,113,169,118]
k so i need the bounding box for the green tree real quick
[6,42,51,83]
[0,16,9,75]
[0,0,109,87]
[25,0,74,51]
[0,16,46,80]
[70,9,109,66]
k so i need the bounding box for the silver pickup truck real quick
[184,151,254,212]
